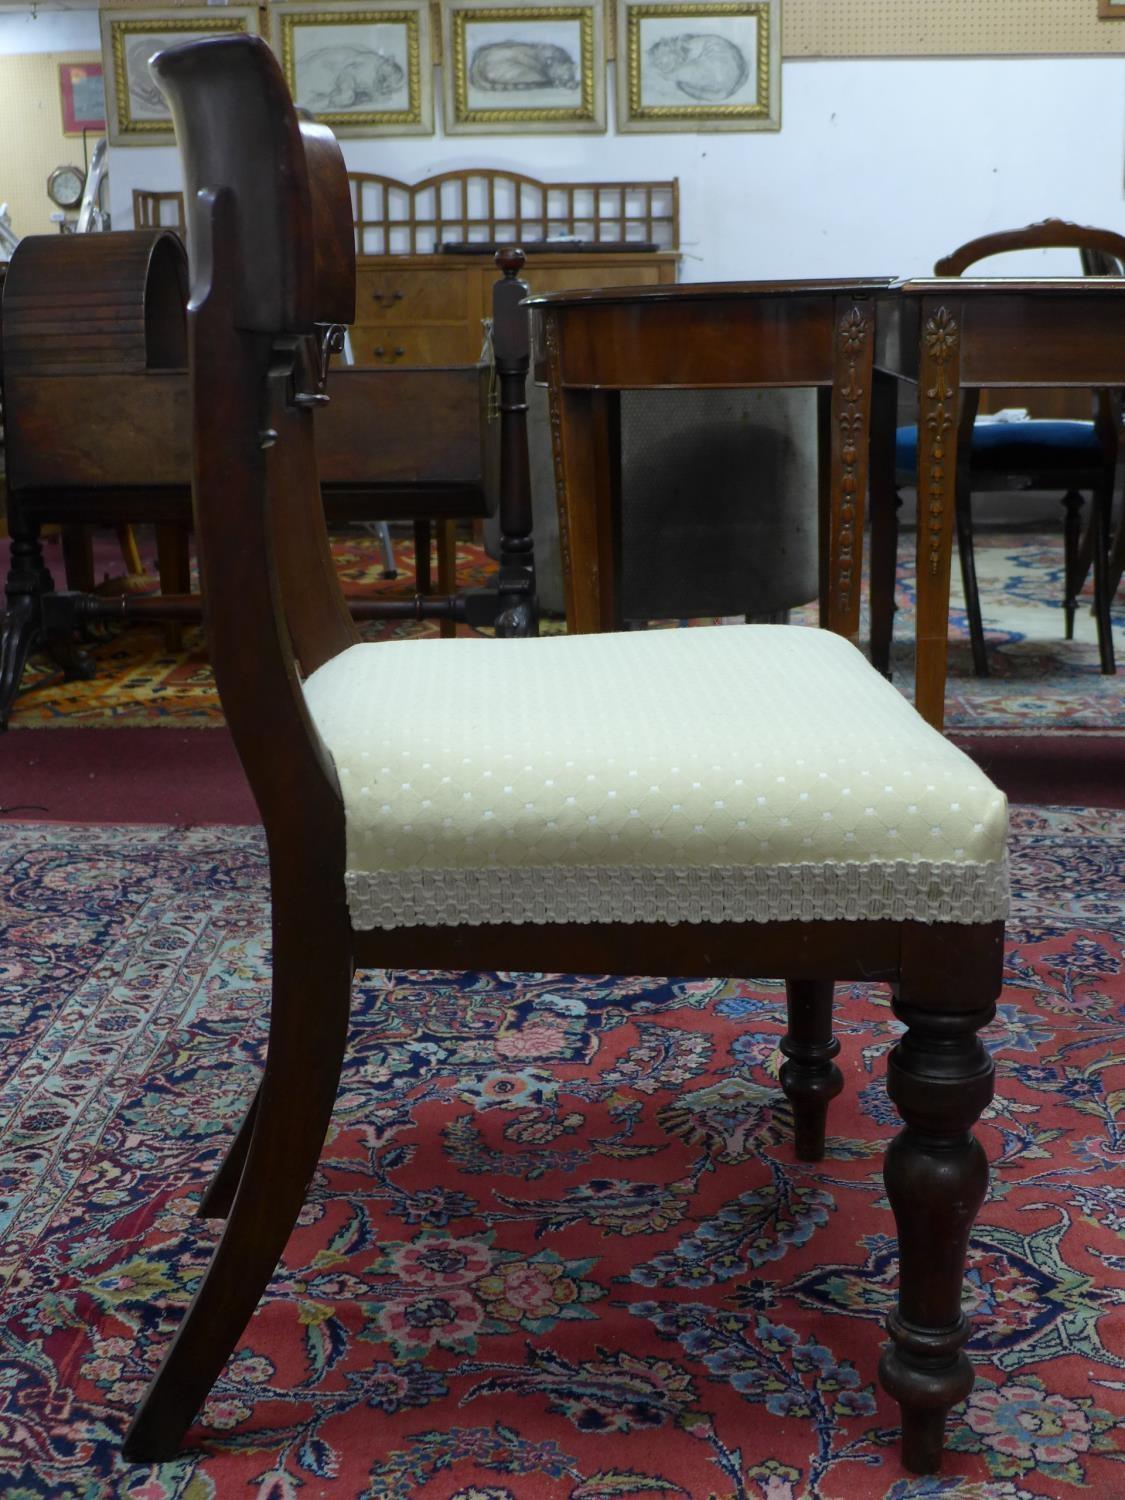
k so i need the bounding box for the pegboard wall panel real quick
[782,0,1125,57]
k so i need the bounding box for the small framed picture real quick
[59,62,106,136]
[1099,0,1125,15]
[100,7,260,146]
[443,0,606,135]
[616,0,779,132]
[273,0,433,136]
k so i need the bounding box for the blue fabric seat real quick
[896,419,1101,476]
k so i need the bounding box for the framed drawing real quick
[616,0,779,132]
[100,8,260,146]
[59,62,106,136]
[273,0,433,136]
[1099,0,1125,15]
[443,0,606,134]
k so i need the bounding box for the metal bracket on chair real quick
[293,323,345,407]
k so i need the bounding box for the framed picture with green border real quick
[615,0,779,132]
[100,7,260,146]
[443,0,606,135]
[272,0,433,136]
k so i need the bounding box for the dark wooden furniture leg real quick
[413,518,431,596]
[1061,491,1084,641]
[1092,475,1117,674]
[197,1081,261,1219]
[954,485,988,677]
[61,523,96,592]
[122,898,355,1461]
[0,512,96,729]
[541,326,622,633]
[879,925,999,1474]
[156,522,191,651]
[869,368,900,676]
[436,518,457,639]
[780,980,843,1161]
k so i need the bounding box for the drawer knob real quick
[372,289,404,305]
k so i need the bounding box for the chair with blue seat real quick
[895,219,1123,677]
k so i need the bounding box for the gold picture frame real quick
[1099,0,1125,15]
[273,0,433,136]
[443,0,606,134]
[616,0,779,132]
[100,8,260,146]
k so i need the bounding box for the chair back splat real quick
[150,35,358,841]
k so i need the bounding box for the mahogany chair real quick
[123,34,1009,1476]
[894,219,1123,676]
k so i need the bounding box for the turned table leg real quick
[879,989,995,1473]
[780,979,843,1161]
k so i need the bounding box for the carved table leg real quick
[879,991,995,1474]
[780,979,843,1161]
[826,296,874,641]
[913,298,962,731]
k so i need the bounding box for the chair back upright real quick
[150,33,358,845]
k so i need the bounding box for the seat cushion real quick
[303,627,1008,931]
[896,418,1100,476]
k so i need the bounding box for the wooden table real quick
[526,279,893,642]
[871,277,1125,729]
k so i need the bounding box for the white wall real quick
[1,4,1121,280]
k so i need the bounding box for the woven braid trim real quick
[345,856,1010,931]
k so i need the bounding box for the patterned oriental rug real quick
[1,808,1122,1499]
[5,529,1124,733]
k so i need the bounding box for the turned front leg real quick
[780,979,843,1161]
[879,998,995,1474]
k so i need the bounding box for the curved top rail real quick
[150,33,313,335]
[346,168,679,255]
[936,218,1125,277]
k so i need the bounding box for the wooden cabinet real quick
[349,251,679,367]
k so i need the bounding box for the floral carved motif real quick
[920,306,960,576]
[831,305,872,618]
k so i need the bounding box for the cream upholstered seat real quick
[304,625,1008,932]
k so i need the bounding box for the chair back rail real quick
[150,34,352,841]
[935,217,1125,276]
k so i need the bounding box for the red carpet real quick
[0,810,1122,1498]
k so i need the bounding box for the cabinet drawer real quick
[354,269,466,322]
[350,323,476,367]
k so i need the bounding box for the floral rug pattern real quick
[0,808,1123,1498]
[7,530,1124,732]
